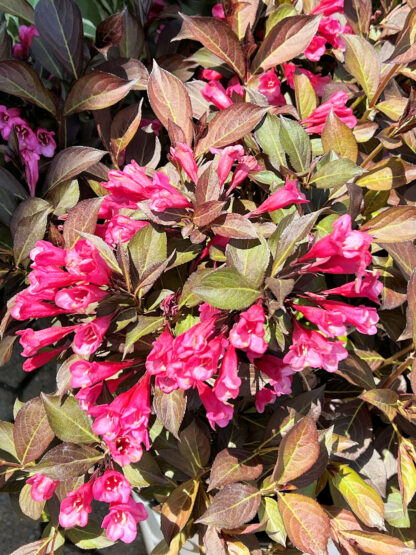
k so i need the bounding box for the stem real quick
[382,356,413,389]
[369,63,402,109]
[379,343,414,369]
[361,142,384,168]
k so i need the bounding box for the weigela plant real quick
[1,0,416,553]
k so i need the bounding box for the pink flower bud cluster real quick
[12,25,39,60]
[0,105,56,195]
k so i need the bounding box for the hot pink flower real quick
[248,178,308,217]
[197,381,233,429]
[210,145,245,186]
[226,76,244,99]
[200,68,223,81]
[93,471,131,504]
[17,325,75,357]
[66,240,112,286]
[255,355,294,396]
[59,481,94,528]
[35,128,56,157]
[13,25,39,59]
[11,291,68,321]
[22,345,68,372]
[0,106,21,140]
[14,119,38,151]
[283,320,347,372]
[255,387,277,413]
[72,314,113,356]
[294,303,346,338]
[212,3,226,20]
[201,81,233,110]
[100,215,148,245]
[145,329,174,377]
[302,91,357,134]
[102,498,147,544]
[21,149,40,196]
[228,155,262,195]
[213,345,241,402]
[70,359,138,389]
[258,70,285,106]
[30,240,67,268]
[311,0,344,16]
[321,273,383,304]
[315,299,379,335]
[107,434,145,466]
[229,304,268,360]
[75,382,103,412]
[283,63,330,96]
[27,474,58,502]
[305,35,327,61]
[170,142,199,183]
[147,172,192,212]
[55,285,108,312]
[28,268,80,293]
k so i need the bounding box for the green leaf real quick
[123,451,168,488]
[41,394,99,444]
[129,224,167,277]
[13,397,54,464]
[385,491,410,528]
[179,421,210,476]
[124,316,164,356]
[78,231,121,274]
[258,497,286,546]
[66,520,115,549]
[255,113,286,170]
[0,0,34,23]
[310,158,363,189]
[343,34,380,101]
[193,267,261,310]
[226,237,270,288]
[279,116,311,173]
[294,71,317,119]
[0,420,18,460]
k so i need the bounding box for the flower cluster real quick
[12,25,39,60]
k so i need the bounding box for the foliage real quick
[0,0,415,553]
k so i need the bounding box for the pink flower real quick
[210,145,245,186]
[30,240,66,268]
[229,304,268,361]
[22,345,68,372]
[35,128,56,157]
[248,178,308,217]
[305,35,327,61]
[16,325,75,357]
[283,320,347,372]
[258,70,285,106]
[298,214,372,278]
[59,481,94,528]
[212,3,226,20]
[147,172,192,212]
[102,498,147,544]
[27,474,58,502]
[20,149,40,196]
[255,387,276,413]
[148,0,166,21]
[70,359,138,389]
[283,63,330,96]
[55,285,108,312]
[302,91,357,134]
[93,471,131,504]
[28,268,80,294]
[14,119,38,151]
[13,25,39,59]
[0,106,21,140]
[315,299,379,335]
[213,345,241,402]
[100,215,148,245]
[227,155,262,195]
[170,142,199,183]
[322,273,383,304]
[66,240,112,286]
[75,382,103,412]
[197,381,233,429]
[201,81,233,110]
[226,76,244,99]
[311,0,344,16]
[72,314,113,356]
[255,355,294,396]
[200,68,222,81]
[107,434,145,466]
[11,291,68,321]
[145,329,174,377]
[294,303,346,338]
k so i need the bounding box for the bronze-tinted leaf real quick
[196,483,261,529]
[14,397,54,464]
[337,354,376,390]
[398,437,416,511]
[0,60,56,115]
[161,479,199,543]
[185,80,211,119]
[63,197,103,249]
[339,530,414,554]
[34,0,83,79]
[322,111,358,163]
[153,388,186,439]
[343,34,380,101]
[356,158,407,191]
[193,200,225,228]
[251,15,321,74]
[64,72,136,116]
[344,0,372,36]
[272,416,319,485]
[278,492,330,555]
[95,11,124,56]
[226,237,270,289]
[361,206,416,243]
[359,389,399,421]
[194,103,267,158]
[97,58,148,91]
[9,538,51,555]
[0,420,18,460]
[386,9,416,64]
[33,443,103,481]
[123,451,168,487]
[129,224,167,277]
[226,0,259,40]
[119,9,144,59]
[0,0,34,24]
[211,213,258,239]
[178,421,210,476]
[208,448,263,491]
[175,14,245,78]
[147,62,193,146]
[110,100,142,165]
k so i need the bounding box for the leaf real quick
[19,484,45,520]
[330,464,385,529]
[175,14,245,78]
[294,71,317,120]
[110,101,142,164]
[33,443,103,480]
[147,62,193,146]
[34,0,83,79]
[129,224,167,277]
[226,237,270,288]
[119,8,144,59]
[208,448,263,491]
[356,158,407,191]
[384,491,410,528]
[359,389,398,421]
[78,232,121,274]
[178,421,210,476]
[322,111,358,163]
[41,394,99,444]
[193,200,225,228]
[123,451,168,487]
[278,492,330,555]
[97,58,148,91]
[279,116,311,173]
[63,197,103,249]
[273,416,320,485]
[12,198,52,267]
[161,479,199,543]
[0,420,17,459]
[9,538,51,555]
[311,158,362,188]
[193,267,261,310]
[344,0,372,36]
[361,206,416,243]
[95,11,124,56]
[258,497,286,546]
[342,34,380,101]
[255,113,286,170]
[337,353,376,390]
[381,242,416,279]
[154,388,186,439]
[0,60,56,115]
[123,316,164,356]
[185,80,211,119]
[398,438,416,511]
[404,270,416,345]
[0,0,34,23]
[13,397,54,465]
[228,0,259,40]
[195,103,267,158]
[197,483,261,529]
[66,521,115,550]
[211,213,258,239]
[339,530,414,554]
[45,146,106,192]
[31,35,64,81]
[251,15,321,73]
[386,9,416,64]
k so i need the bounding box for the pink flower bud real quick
[213,345,241,402]
[27,474,58,502]
[201,81,233,110]
[248,178,308,217]
[255,387,276,413]
[22,345,68,372]
[210,145,245,186]
[170,142,199,183]
[16,325,76,357]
